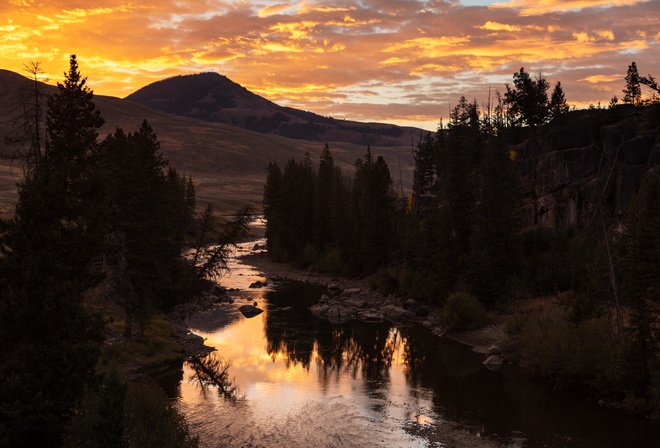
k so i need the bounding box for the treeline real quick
[264,144,399,276]
[0,56,246,446]
[264,66,660,413]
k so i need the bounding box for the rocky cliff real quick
[516,104,660,230]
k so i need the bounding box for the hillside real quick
[0,69,415,217]
[125,72,420,147]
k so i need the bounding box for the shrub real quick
[506,304,631,397]
[369,267,399,295]
[315,247,343,273]
[441,292,487,330]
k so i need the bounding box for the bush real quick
[369,268,399,295]
[441,292,487,330]
[506,304,631,397]
[315,247,343,273]
[124,380,199,448]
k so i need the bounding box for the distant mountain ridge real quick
[0,68,415,216]
[125,72,418,146]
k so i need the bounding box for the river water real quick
[158,238,660,448]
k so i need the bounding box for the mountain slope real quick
[125,72,419,147]
[0,69,414,217]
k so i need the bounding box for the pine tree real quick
[353,147,397,274]
[619,169,660,398]
[623,62,642,105]
[549,81,569,119]
[504,68,550,127]
[468,137,519,306]
[0,54,104,446]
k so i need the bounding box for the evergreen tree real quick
[468,137,519,306]
[94,122,195,336]
[411,132,437,217]
[352,147,397,274]
[549,81,569,119]
[429,97,483,298]
[623,62,642,105]
[313,144,340,251]
[263,161,283,256]
[619,169,660,400]
[504,67,550,127]
[0,54,104,446]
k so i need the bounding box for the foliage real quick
[123,380,199,448]
[549,81,569,119]
[506,305,639,402]
[504,67,550,127]
[623,62,642,105]
[0,55,105,446]
[440,292,487,330]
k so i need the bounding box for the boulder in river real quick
[483,355,503,371]
[249,280,268,288]
[239,304,263,318]
[484,345,502,355]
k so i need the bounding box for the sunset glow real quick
[2,0,658,129]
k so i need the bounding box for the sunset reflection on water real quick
[176,248,436,447]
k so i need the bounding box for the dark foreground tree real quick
[0,54,104,446]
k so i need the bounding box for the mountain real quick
[125,72,420,147]
[0,69,415,217]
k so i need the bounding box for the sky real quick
[1,0,659,129]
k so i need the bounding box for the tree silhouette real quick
[623,62,642,105]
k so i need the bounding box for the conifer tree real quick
[353,147,397,274]
[623,62,642,105]
[0,54,104,446]
[468,137,519,306]
[549,81,569,119]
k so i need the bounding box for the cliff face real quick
[516,105,660,230]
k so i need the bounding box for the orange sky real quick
[2,0,658,129]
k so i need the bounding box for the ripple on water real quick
[183,394,435,448]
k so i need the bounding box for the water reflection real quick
[176,273,660,448]
[188,353,241,400]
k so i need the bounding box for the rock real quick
[484,345,502,355]
[381,304,416,322]
[310,304,330,317]
[319,294,331,303]
[218,296,234,304]
[483,355,503,371]
[249,280,268,288]
[402,299,429,317]
[356,310,384,323]
[342,288,362,296]
[326,305,353,324]
[344,299,368,309]
[238,304,263,318]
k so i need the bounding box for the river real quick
[157,237,660,448]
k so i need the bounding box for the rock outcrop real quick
[517,105,659,230]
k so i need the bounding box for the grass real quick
[100,312,185,373]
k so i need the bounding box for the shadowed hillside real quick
[0,69,415,217]
[125,72,421,147]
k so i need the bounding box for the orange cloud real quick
[0,0,658,129]
[491,0,649,16]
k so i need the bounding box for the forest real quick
[0,56,250,447]
[0,53,658,447]
[263,64,660,415]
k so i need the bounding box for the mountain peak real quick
[126,72,414,146]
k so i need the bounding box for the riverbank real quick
[240,251,507,354]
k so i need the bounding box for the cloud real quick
[0,0,658,128]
